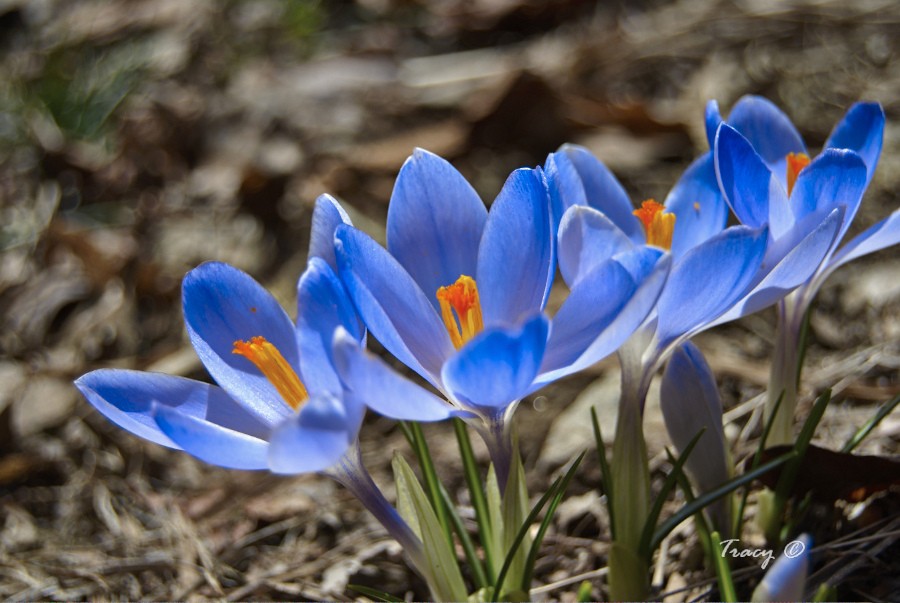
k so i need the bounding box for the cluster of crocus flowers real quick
[74,96,896,601]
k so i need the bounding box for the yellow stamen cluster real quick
[786,152,811,196]
[633,199,675,250]
[436,275,484,350]
[232,336,308,410]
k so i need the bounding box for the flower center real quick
[633,199,675,250]
[786,152,810,196]
[233,336,308,410]
[436,275,484,349]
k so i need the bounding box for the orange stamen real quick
[233,336,308,410]
[633,199,675,250]
[786,152,810,196]
[436,275,484,349]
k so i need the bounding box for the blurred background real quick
[1,0,899,599]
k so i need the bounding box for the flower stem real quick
[325,442,427,574]
[766,297,804,447]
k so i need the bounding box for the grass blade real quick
[841,392,900,453]
[454,417,496,579]
[347,584,402,602]
[591,406,616,540]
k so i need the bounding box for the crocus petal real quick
[663,153,728,257]
[182,262,296,426]
[309,194,352,272]
[477,167,554,326]
[442,314,549,410]
[76,369,270,447]
[751,534,811,602]
[335,225,453,385]
[715,124,790,237]
[153,404,270,470]
[386,149,487,309]
[556,144,644,242]
[331,330,462,421]
[704,99,723,149]
[557,205,634,288]
[655,226,768,348]
[790,149,867,242]
[296,258,364,394]
[725,95,806,187]
[267,393,356,474]
[660,343,729,494]
[825,102,885,185]
[827,208,900,271]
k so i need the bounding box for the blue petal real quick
[725,95,806,187]
[825,102,885,186]
[753,534,811,601]
[442,314,549,410]
[714,208,842,323]
[182,262,297,426]
[715,124,790,237]
[386,149,487,310]
[660,343,729,494]
[477,167,555,326]
[296,258,363,394]
[335,225,453,386]
[331,330,461,421]
[267,393,356,474]
[790,149,867,243]
[826,208,900,274]
[655,225,768,348]
[309,194,352,272]
[663,153,728,257]
[557,206,634,288]
[704,99,722,150]
[544,149,584,233]
[153,403,270,470]
[539,251,670,382]
[76,369,271,447]
[558,145,644,242]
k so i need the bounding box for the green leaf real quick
[392,454,467,602]
[500,451,530,591]
[347,584,403,602]
[709,530,737,602]
[607,542,649,601]
[521,452,586,590]
[437,481,489,589]
[591,406,616,540]
[454,418,496,579]
[486,464,505,579]
[403,422,454,546]
[638,429,705,560]
[652,450,797,551]
[842,392,900,453]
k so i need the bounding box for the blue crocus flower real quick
[710,96,897,444]
[75,196,426,570]
[332,149,669,486]
[751,534,812,602]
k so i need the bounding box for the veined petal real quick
[538,251,669,386]
[182,262,297,426]
[331,330,461,422]
[477,167,554,326]
[656,225,768,348]
[153,404,270,470]
[712,208,842,325]
[816,208,900,285]
[267,393,356,474]
[725,95,806,188]
[661,343,729,494]
[557,205,634,288]
[825,102,885,185]
[386,149,487,310]
[704,99,723,149]
[663,153,728,257]
[544,149,586,232]
[336,225,453,386]
[790,149,867,243]
[442,314,549,410]
[309,194,352,271]
[296,258,363,394]
[715,124,790,236]
[556,144,644,242]
[76,369,270,447]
